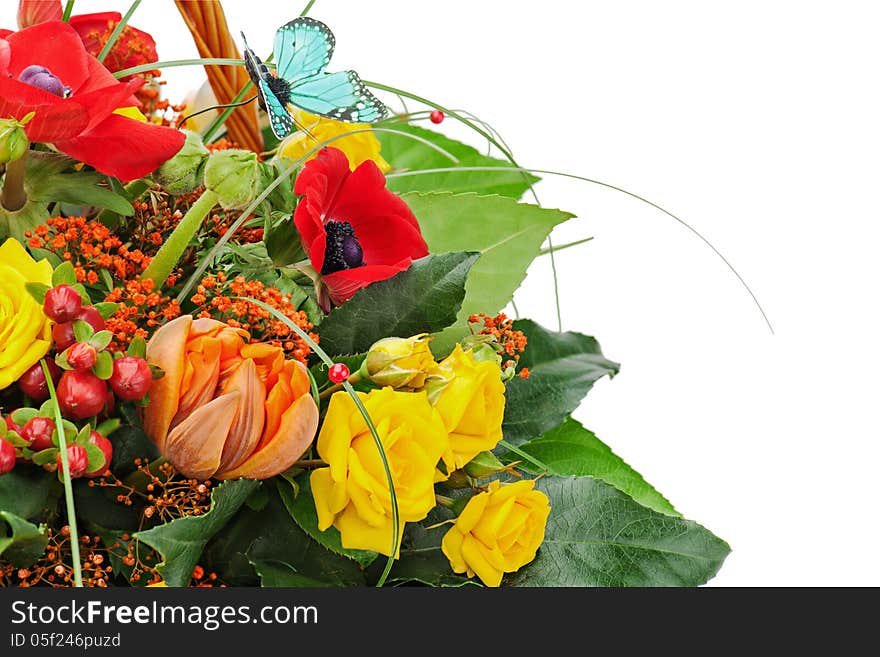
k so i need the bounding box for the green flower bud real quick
[0,113,33,164]
[153,130,209,194]
[204,148,259,209]
[462,451,510,479]
[362,334,436,389]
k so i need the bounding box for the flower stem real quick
[41,360,82,588]
[97,0,143,63]
[292,458,327,469]
[62,0,75,21]
[318,372,362,399]
[141,189,219,287]
[1,151,28,212]
[299,0,318,16]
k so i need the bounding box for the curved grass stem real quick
[113,58,245,79]
[97,0,142,63]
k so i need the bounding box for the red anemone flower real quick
[293,147,429,308]
[0,21,183,180]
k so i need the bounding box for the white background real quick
[3,1,878,586]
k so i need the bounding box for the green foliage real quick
[503,320,620,443]
[108,425,159,477]
[402,193,573,355]
[135,479,259,586]
[509,477,730,587]
[378,122,539,198]
[0,511,48,567]
[373,521,478,587]
[0,468,56,520]
[317,252,478,356]
[514,417,678,516]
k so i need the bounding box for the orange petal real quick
[217,394,318,480]
[217,359,267,473]
[164,392,239,480]
[172,339,221,429]
[143,315,192,451]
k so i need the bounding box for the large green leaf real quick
[379,123,539,198]
[0,511,48,567]
[503,320,620,443]
[246,491,365,587]
[370,521,478,587]
[509,477,729,587]
[135,479,259,586]
[403,193,573,355]
[0,467,56,520]
[514,417,678,516]
[277,475,377,568]
[316,252,477,356]
[26,153,133,215]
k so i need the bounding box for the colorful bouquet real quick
[0,1,729,588]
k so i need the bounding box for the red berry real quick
[108,357,152,401]
[17,360,61,402]
[43,285,83,323]
[328,362,350,384]
[85,431,113,478]
[52,307,106,352]
[0,439,15,475]
[430,110,445,124]
[22,416,55,451]
[66,342,97,371]
[4,415,23,436]
[56,444,89,479]
[57,370,107,419]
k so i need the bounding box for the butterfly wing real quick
[274,17,335,83]
[289,71,388,123]
[258,78,294,139]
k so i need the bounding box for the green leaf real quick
[26,153,134,216]
[74,479,139,531]
[316,252,478,356]
[0,511,48,567]
[94,302,120,320]
[126,336,147,359]
[402,193,573,354]
[373,521,478,587]
[0,468,56,519]
[379,123,539,198]
[246,492,366,587]
[135,479,259,586]
[84,443,106,473]
[52,260,77,287]
[72,318,94,343]
[509,477,730,587]
[0,200,49,242]
[92,350,114,380]
[277,475,377,568]
[89,330,113,352]
[25,282,49,305]
[31,449,58,466]
[502,320,620,443]
[108,425,159,476]
[513,418,678,516]
[265,216,306,266]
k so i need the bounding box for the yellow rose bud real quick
[442,479,551,587]
[363,334,435,389]
[426,345,506,472]
[0,238,53,390]
[276,109,390,173]
[310,387,448,556]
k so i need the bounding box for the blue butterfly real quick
[242,17,388,140]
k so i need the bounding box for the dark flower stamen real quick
[322,221,365,275]
[18,64,70,98]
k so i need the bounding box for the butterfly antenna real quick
[178,96,258,130]
[240,31,251,50]
[291,115,320,145]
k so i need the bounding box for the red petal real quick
[0,76,89,143]
[324,260,415,305]
[54,114,185,181]
[6,21,89,90]
[17,0,62,29]
[0,37,10,74]
[73,77,144,131]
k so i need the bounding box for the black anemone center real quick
[322,221,365,275]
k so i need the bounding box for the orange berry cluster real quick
[191,272,317,363]
[1,529,112,588]
[468,312,531,379]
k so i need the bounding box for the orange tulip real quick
[143,315,318,480]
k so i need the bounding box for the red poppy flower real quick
[16,3,158,75]
[0,21,183,181]
[294,148,429,308]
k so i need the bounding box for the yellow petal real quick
[335,504,404,558]
[310,468,340,532]
[461,534,502,587]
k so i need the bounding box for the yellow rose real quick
[363,334,435,389]
[0,238,53,390]
[442,479,550,587]
[276,109,390,172]
[427,345,506,472]
[311,387,448,556]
